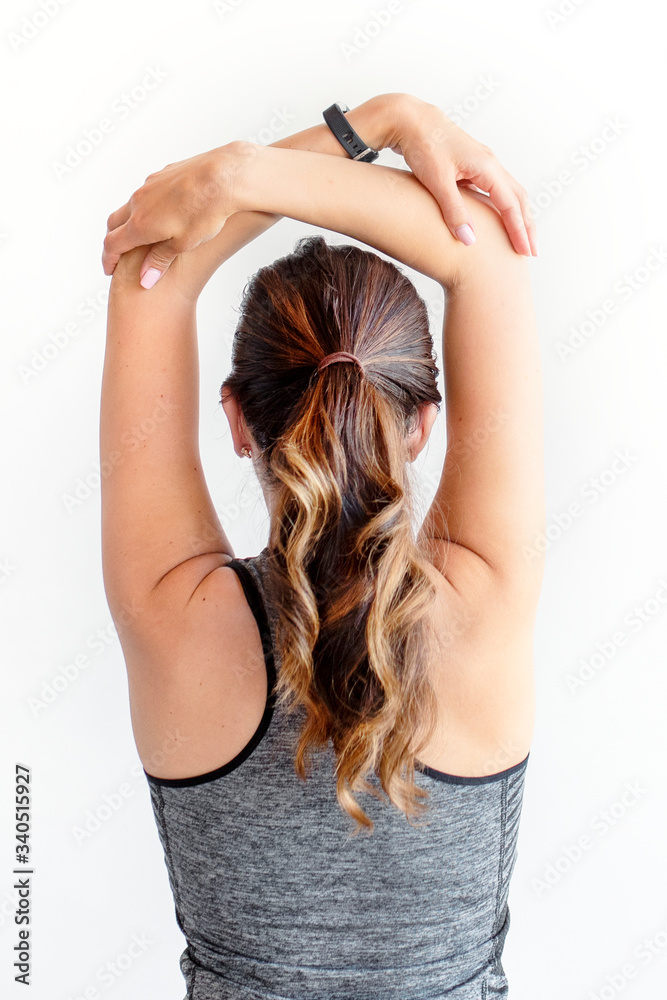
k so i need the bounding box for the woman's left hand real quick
[384,94,538,257]
[102,145,241,288]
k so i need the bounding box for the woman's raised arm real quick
[100,96,404,630]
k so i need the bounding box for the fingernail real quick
[455,224,476,246]
[140,267,162,290]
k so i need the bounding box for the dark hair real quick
[222,235,443,834]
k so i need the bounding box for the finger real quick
[106,203,131,233]
[426,167,477,247]
[514,182,538,257]
[138,238,188,289]
[467,165,532,256]
[489,180,532,256]
[102,220,143,275]
[457,179,486,192]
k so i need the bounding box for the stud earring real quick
[240,446,252,458]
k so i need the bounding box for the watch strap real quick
[322,103,379,163]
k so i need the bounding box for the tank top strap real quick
[225,553,277,694]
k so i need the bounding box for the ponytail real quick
[222,235,443,833]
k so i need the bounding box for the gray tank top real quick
[144,548,529,999]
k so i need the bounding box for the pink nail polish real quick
[455,224,476,246]
[140,267,162,290]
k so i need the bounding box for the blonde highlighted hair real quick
[222,235,443,834]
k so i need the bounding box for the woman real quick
[100,92,544,998]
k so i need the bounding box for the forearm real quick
[152,94,399,299]
[233,141,471,290]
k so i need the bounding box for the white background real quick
[2,1,666,998]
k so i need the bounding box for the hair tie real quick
[317,351,364,374]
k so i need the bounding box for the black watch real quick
[322,103,379,163]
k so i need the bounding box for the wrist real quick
[357,92,420,152]
[222,139,265,216]
[344,93,409,153]
[265,94,412,162]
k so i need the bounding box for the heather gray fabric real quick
[144,548,529,999]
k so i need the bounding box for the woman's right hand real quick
[102,144,243,287]
[383,93,537,257]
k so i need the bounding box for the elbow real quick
[445,188,532,293]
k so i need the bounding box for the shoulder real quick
[118,555,270,780]
[115,553,261,676]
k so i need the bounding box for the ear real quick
[407,402,439,462]
[221,390,254,458]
